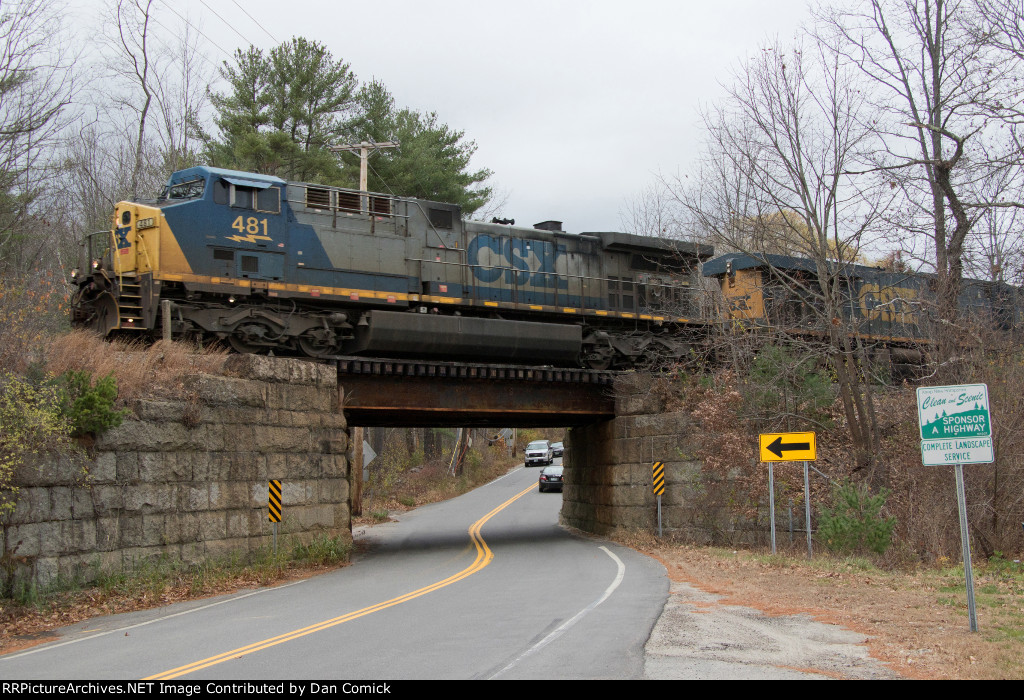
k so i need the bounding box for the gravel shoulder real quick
[637,543,1023,680]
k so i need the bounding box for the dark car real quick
[538,464,564,492]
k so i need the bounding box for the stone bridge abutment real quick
[4,357,742,590]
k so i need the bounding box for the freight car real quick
[702,252,1023,364]
[70,166,713,369]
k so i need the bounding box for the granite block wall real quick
[2,355,351,589]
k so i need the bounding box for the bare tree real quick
[0,0,77,274]
[818,0,1024,330]
[149,16,212,174]
[669,38,890,472]
[55,0,214,250]
[620,180,684,239]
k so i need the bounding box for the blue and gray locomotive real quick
[70,166,713,369]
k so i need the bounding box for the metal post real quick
[768,462,776,555]
[161,299,172,341]
[788,499,794,546]
[352,426,363,517]
[657,494,663,538]
[804,460,812,558]
[955,464,978,632]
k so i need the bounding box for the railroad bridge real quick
[336,357,616,428]
[337,357,699,538]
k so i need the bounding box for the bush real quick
[818,480,896,554]
[291,534,351,566]
[55,370,128,437]
[746,344,835,426]
[0,372,72,516]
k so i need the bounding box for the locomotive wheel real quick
[297,334,341,358]
[228,334,265,354]
[227,322,278,354]
[582,350,614,370]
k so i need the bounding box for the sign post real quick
[768,462,776,554]
[759,432,817,557]
[917,383,993,633]
[803,461,812,559]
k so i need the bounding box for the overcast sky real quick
[70,0,817,232]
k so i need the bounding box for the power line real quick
[198,0,255,47]
[153,0,234,61]
[230,0,278,44]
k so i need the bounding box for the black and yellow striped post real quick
[269,479,282,553]
[652,462,666,537]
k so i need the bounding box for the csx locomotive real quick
[70,166,713,369]
[701,252,1023,365]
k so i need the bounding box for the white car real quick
[525,440,553,466]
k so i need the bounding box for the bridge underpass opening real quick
[336,358,609,519]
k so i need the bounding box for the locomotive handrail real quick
[136,229,154,273]
[108,227,123,289]
[406,199,461,250]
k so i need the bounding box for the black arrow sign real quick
[767,436,811,459]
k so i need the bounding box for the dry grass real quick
[0,557,346,656]
[43,330,229,402]
[625,539,1024,680]
[358,446,520,520]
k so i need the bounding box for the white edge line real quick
[489,545,626,679]
[0,579,307,662]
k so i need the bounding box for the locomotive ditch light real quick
[228,295,236,303]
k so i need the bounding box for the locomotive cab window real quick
[232,186,255,210]
[429,208,453,229]
[213,179,280,214]
[255,187,280,213]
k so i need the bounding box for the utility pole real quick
[329,141,399,212]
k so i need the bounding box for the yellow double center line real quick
[146,481,536,679]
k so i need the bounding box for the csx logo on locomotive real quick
[466,234,569,289]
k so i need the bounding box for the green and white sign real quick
[917,384,993,466]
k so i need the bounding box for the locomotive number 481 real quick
[231,216,269,237]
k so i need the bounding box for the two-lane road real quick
[1,465,668,680]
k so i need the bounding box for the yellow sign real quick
[759,432,816,462]
[268,479,282,522]
[652,462,666,496]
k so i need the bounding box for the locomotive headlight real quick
[137,217,156,230]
